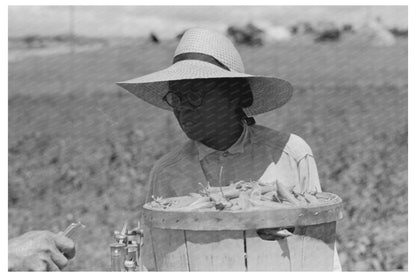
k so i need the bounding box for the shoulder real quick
[284,133,314,162]
[149,140,195,182]
[146,140,195,199]
[249,125,313,162]
[249,124,291,150]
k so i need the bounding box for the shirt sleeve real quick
[141,165,158,271]
[333,242,343,271]
[290,134,342,271]
[298,154,322,193]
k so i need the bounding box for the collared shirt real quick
[142,123,341,271]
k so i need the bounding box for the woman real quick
[117,28,341,271]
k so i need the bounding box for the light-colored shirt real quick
[142,122,341,271]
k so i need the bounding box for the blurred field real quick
[8,39,407,271]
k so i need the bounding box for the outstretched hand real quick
[8,230,75,271]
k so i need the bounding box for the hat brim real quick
[116,60,293,116]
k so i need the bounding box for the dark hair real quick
[222,78,256,126]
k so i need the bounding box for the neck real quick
[200,122,244,151]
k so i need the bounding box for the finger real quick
[38,252,60,272]
[50,250,69,270]
[44,257,60,272]
[53,234,76,260]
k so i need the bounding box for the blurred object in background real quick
[227,22,264,46]
[290,21,315,35]
[341,24,354,33]
[388,27,407,38]
[149,32,160,44]
[314,22,342,43]
[314,29,341,42]
[22,35,45,48]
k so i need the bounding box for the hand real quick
[8,230,75,271]
[257,227,295,240]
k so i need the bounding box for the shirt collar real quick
[195,121,250,161]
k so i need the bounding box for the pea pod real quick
[304,193,319,204]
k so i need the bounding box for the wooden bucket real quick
[143,193,343,271]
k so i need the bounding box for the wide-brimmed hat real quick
[116,28,293,116]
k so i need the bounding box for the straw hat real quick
[116,28,293,116]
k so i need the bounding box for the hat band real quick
[173,52,231,71]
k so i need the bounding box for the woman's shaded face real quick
[168,79,243,142]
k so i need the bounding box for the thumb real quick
[54,233,76,260]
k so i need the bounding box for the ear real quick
[238,79,253,108]
[239,90,253,108]
[228,93,241,108]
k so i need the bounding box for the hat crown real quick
[174,28,245,73]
